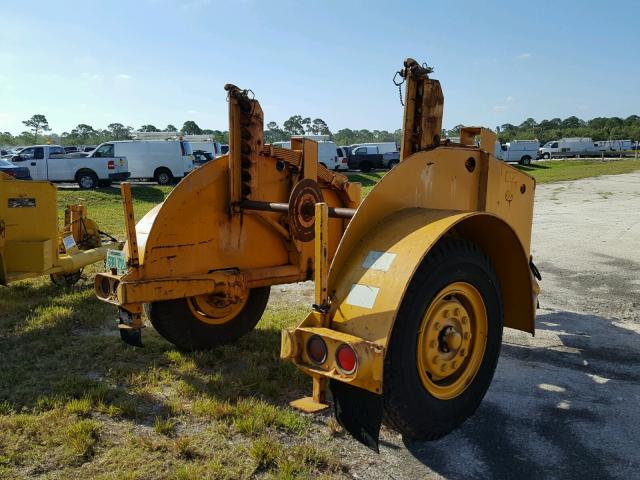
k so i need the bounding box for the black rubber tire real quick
[360,161,373,173]
[383,237,503,441]
[148,287,271,351]
[543,153,551,159]
[519,155,531,165]
[77,171,98,189]
[154,168,173,185]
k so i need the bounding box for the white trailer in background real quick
[593,140,633,151]
[496,140,540,165]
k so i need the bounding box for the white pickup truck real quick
[10,144,130,188]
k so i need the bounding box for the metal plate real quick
[289,179,323,242]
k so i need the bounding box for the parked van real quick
[538,138,595,159]
[272,140,344,170]
[92,140,194,185]
[496,140,540,165]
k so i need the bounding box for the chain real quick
[393,71,405,106]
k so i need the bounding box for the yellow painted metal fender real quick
[283,145,537,394]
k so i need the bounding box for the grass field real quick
[1,158,639,478]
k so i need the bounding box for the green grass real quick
[0,278,346,479]
[3,157,636,477]
[56,185,172,239]
[515,158,640,184]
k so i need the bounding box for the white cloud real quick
[506,96,514,102]
[517,53,532,60]
[116,74,131,80]
[186,109,200,114]
[493,105,507,112]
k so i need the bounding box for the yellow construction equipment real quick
[95,58,539,449]
[282,58,539,449]
[0,174,122,286]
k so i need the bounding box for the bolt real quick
[454,308,460,317]
[441,364,447,371]
[459,349,465,357]
[442,310,449,318]
[432,356,439,365]
[461,316,468,325]
[464,332,471,340]
[452,361,457,369]
[430,340,437,349]
[434,322,441,330]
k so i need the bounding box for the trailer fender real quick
[320,208,535,448]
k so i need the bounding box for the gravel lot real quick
[278,172,640,479]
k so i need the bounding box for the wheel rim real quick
[187,292,248,325]
[80,176,93,188]
[416,282,488,400]
[158,173,170,184]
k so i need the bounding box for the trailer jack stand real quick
[290,376,329,413]
[119,326,143,347]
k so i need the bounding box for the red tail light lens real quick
[306,335,328,365]
[107,160,115,170]
[336,344,357,374]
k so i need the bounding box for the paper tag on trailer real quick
[106,249,127,275]
[62,235,77,251]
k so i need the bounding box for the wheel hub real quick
[423,299,472,380]
[416,282,488,400]
[187,292,248,325]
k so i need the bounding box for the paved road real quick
[339,172,640,479]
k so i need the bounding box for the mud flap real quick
[119,327,143,347]
[330,380,383,452]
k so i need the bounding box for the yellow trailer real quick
[0,175,122,286]
[95,58,540,449]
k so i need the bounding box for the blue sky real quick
[1,0,639,135]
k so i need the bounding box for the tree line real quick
[3,113,639,149]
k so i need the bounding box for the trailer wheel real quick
[383,237,503,440]
[148,287,271,351]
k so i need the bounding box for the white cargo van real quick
[92,140,194,185]
[496,140,540,165]
[538,138,595,159]
[272,140,345,171]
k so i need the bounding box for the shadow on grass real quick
[516,162,551,172]
[346,172,384,189]
[0,280,306,427]
[87,185,169,203]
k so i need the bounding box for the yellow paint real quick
[416,282,487,400]
[0,178,121,285]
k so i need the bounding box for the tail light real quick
[336,344,357,374]
[107,160,115,170]
[306,335,328,365]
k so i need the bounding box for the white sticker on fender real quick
[346,284,379,309]
[362,251,396,272]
